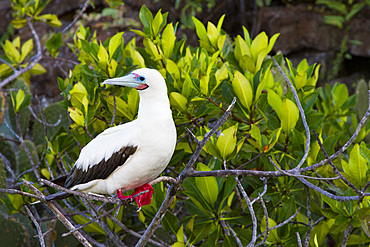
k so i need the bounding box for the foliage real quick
[1,1,370,246]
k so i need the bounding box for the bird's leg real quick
[117,183,154,208]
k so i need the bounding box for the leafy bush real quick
[0,1,370,246]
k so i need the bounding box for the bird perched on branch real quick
[45,68,177,207]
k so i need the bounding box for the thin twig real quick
[61,0,90,34]
[28,105,62,127]
[233,174,257,247]
[341,223,353,247]
[111,90,116,126]
[25,205,46,247]
[304,186,311,247]
[22,179,92,247]
[296,232,303,247]
[255,197,269,246]
[62,204,120,237]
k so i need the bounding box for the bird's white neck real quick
[137,92,172,121]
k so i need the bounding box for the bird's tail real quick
[44,191,71,201]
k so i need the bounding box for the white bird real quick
[45,68,177,206]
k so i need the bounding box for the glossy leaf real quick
[195,163,219,207]
[232,71,253,110]
[280,99,299,133]
[217,124,238,160]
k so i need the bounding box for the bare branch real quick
[341,223,353,247]
[25,205,46,247]
[236,177,257,247]
[61,0,90,34]
[40,178,123,204]
[296,232,303,247]
[0,188,44,200]
[28,105,62,127]
[111,90,117,126]
[22,179,92,247]
[149,176,176,186]
[304,186,311,247]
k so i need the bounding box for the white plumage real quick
[45,68,176,201]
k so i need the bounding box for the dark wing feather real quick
[65,146,137,189]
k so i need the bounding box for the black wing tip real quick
[45,191,70,201]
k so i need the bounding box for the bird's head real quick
[103,68,166,94]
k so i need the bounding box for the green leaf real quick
[4,40,20,62]
[195,163,219,207]
[332,83,348,108]
[46,32,63,58]
[152,10,164,37]
[217,124,238,160]
[250,124,261,149]
[347,144,368,183]
[108,32,123,59]
[294,70,307,90]
[162,211,179,234]
[20,39,33,62]
[73,215,105,234]
[192,17,210,47]
[170,92,188,113]
[267,89,282,118]
[162,23,176,58]
[29,63,46,75]
[68,107,85,126]
[232,71,253,110]
[260,216,280,243]
[139,5,153,35]
[98,42,109,69]
[105,95,133,121]
[280,98,299,133]
[37,14,62,27]
[250,32,268,61]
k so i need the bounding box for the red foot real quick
[117,183,154,208]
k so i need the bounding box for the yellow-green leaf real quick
[232,71,253,110]
[280,99,299,133]
[29,63,46,75]
[250,124,261,149]
[260,216,281,243]
[162,23,176,58]
[217,124,238,160]
[98,42,109,69]
[68,107,85,126]
[108,32,123,59]
[347,144,368,183]
[170,92,188,113]
[267,89,282,118]
[108,59,118,77]
[4,40,20,62]
[294,70,307,90]
[20,39,33,62]
[195,163,219,207]
[105,96,133,121]
[250,32,268,61]
[207,21,218,47]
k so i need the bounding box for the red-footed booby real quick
[45,68,177,207]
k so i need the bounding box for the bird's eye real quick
[138,76,145,82]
